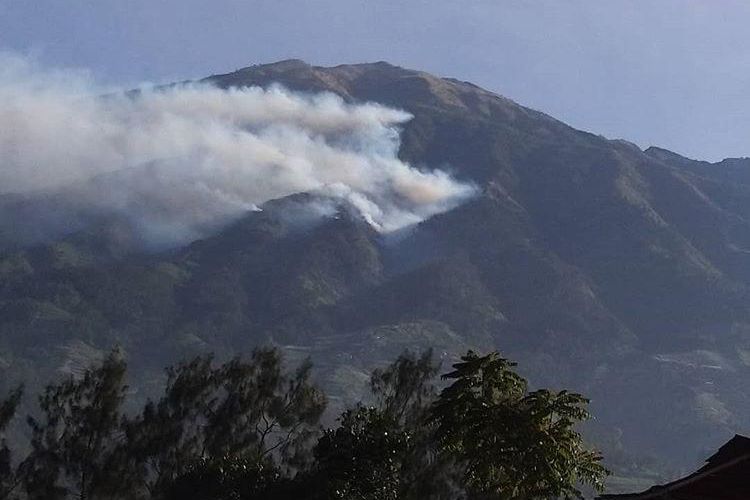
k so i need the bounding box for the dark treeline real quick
[0,348,607,500]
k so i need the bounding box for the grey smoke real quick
[0,54,476,247]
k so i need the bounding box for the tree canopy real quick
[430,351,607,499]
[0,348,606,499]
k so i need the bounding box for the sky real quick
[1,0,749,162]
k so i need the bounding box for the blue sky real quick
[2,0,749,161]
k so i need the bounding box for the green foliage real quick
[24,349,128,500]
[124,355,217,496]
[370,349,439,425]
[124,348,326,497]
[206,350,326,465]
[429,351,608,499]
[314,406,410,500]
[164,456,284,500]
[315,350,464,500]
[368,350,465,500]
[0,386,23,500]
[0,347,606,500]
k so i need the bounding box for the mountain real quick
[3,60,750,477]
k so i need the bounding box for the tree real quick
[369,350,465,500]
[0,347,609,500]
[0,386,23,500]
[123,355,217,496]
[163,455,284,500]
[313,350,464,500]
[309,350,439,500]
[429,351,607,499]
[24,350,129,500]
[126,348,326,497]
[314,405,410,500]
[205,349,326,468]
[370,349,439,426]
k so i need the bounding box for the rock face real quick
[3,60,750,471]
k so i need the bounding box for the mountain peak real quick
[203,59,555,132]
[7,58,750,471]
[238,58,311,72]
[644,146,700,165]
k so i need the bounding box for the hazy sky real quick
[1,0,749,161]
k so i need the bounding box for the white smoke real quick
[0,53,476,247]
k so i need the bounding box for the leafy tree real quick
[429,351,607,499]
[163,455,284,500]
[370,349,439,425]
[0,386,23,500]
[370,350,465,500]
[305,350,438,500]
[205,349,326,467]
[123,355,217,496]
[126,348,326,497]
[314,350,464,500]
[0,347,608,500]
[314,406,410,500]
[24,350,129,500]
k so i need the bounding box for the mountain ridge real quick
[2,60,750,474]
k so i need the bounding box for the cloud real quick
[0,53,476,247]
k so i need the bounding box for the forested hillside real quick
[2,60,750,475]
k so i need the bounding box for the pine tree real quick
[127,348,326,498]
[24,350,129,500]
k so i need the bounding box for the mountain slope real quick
[2,60,750,473]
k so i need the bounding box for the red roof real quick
[599,435,750,499]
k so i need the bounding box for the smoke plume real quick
[0,54,475,247]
